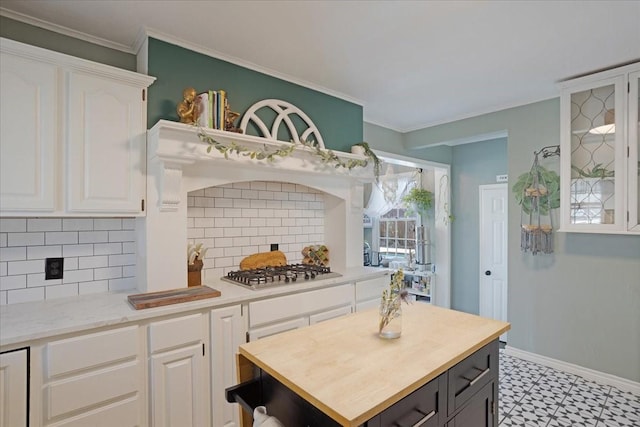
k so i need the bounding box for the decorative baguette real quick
[239,250,287,270]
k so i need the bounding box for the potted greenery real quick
[512,165,560,214]
[402,186,434,217]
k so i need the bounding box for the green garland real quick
[196,128,380,180]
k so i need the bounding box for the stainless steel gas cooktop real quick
[221,264,341,290]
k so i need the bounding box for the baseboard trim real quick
[504,345,640,395]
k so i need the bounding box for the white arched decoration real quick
[238,99,325,148]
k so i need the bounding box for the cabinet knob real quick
[484,270,491,276]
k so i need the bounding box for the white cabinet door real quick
[248,317,308,341]
[0,49,57,213]
[150,344,206,427]
[0,348,28,427]
[355,275,389,312]
[66,71,146,214]
[211,305,245,427]
[309,304,352,325]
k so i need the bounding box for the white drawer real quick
[46,326,139,379]
[148,313,205,354]
[355,274,389,302]
[45,361,140,420]
[46,395,141,427]
[249,284,353,328]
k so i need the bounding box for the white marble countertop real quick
[0,266,389,348]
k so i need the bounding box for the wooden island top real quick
[236,303,510,426]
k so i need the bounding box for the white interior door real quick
[479,184,508,342]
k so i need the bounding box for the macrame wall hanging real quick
[514,145,560,255]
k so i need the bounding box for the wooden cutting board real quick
[127,286,221,310]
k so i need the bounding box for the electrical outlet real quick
[45,257,64,280]
[270,243,279,251]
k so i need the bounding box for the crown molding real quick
[140,27,364,107]
[0,7,134,54]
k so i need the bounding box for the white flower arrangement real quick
[187,242,208,265]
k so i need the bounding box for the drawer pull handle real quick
[412,409,436,427]
[462,367,490,387]
[393,409,436,427]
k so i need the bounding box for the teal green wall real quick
[0,16,136,70]
[406,98,640,382]
[147,38,363,151]
[422,139,507,314]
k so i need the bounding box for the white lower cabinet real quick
[0,348,28,427]
[148,313,209,427]
[248,284,354,341]
[355,274,390,311]
[210,305,246,427]
[40,325,145,427]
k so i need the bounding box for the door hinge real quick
[141,199,145,212]
[142,88,146,101]
[246,332,250,343]
[202,343,205,356]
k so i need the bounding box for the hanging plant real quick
[512,165,560,215]
[402,187,434,217]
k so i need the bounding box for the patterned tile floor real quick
[499,349,640,426]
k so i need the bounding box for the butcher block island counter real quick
[231,303,510,427]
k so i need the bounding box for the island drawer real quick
[368,373,446,427]
[447,340,498,415]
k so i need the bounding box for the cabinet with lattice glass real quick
[559,62,640,234]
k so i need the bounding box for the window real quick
[378,206,417,258]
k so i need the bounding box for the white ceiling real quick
[1,1,639,132]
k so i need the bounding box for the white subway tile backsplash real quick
[122,242,135,254]
[188,207,204,217]
[8,259,43,275]
[93,218,122,230]
[62,218,94,231]
[63,257,79,271]
[215,238,233,248]
[8,287,44,304]
[215,198,233,208]
[266,182,282,191]
[1,246,27,261]
[94,266,122,280]
[109,277,136,292]
[194,218,215,228]
[233,198,251,208]
[79,280,109,295]
[63,269,94,283]
[0,218,26,233]
[224,208,241,218]
[122,219,135,230]
[109,230,135,242]
[78,231,108,244]
[28,218,62,232]
[204,228,223,238]
[241,227,258,237]
[46,231,78,245]
[250,181,266,190]
[27,273,61,287]
[233,218,251,227]
[0,275,26,291]
[46,283,79,300]
[204,187,223,197]
[26,245,61,260]
[79,255,109,269]
[289,192,302,201]
[242,189,259,199]
[8,232,44,247]
[188,228,205,239]
[241,208,258,218]
[232,237,251,247]
[2,217,136,304]
[258,191,275,200]
[224,188,242,198]
[109,254,136,267]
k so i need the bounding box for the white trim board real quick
[504,346,640,395]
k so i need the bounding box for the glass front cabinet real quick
[559,62,640,234]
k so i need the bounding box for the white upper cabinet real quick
[0,38,155,216]
[559,62,640,234]
[66,71,147,213]
[0,50,57,212]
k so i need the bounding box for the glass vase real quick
[379,301,402,339]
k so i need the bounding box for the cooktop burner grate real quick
[221,264,341,290]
